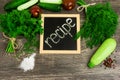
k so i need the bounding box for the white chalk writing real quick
[45,18,75,48]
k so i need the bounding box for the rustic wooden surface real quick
[0,0,120,80]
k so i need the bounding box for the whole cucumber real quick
[88,38,117,68]
[38,3,61,12]
[4,0,28,11]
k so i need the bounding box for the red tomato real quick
[30,5,42,17]
[62,0,75,10]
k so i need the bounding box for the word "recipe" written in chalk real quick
[45,18,76,48]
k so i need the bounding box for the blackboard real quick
[40,14,80,54]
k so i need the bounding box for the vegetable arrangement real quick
[74,0,118,69]
[74,0,118,48]
[0,0,119,69]
[0,0,76,57]
[4,0,76,12]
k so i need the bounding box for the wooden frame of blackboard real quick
[40,14,80,54]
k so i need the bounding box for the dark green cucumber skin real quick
[4,0,28,11]
[38,3,61,12]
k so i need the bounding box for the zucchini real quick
[4,0,28,11]
[88,38,117,68]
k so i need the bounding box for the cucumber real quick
[4,0,28,11]
[17,0,38,11]
[88,38,117,68]
[38,3,61,12]
[39,0,62,4]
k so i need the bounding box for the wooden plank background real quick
[0,0,120,80]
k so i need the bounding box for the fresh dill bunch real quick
[75,2,118,48]
[0,10,43,53]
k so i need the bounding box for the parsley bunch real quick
[75,2,118,48]
[0,10,43,53]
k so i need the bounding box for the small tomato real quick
[30,5,42,17]
[62,0,75,10]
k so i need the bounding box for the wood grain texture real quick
[0,0,120,80]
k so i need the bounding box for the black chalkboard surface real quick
[40,14,80,54]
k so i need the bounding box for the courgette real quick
[88,38,117,68]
